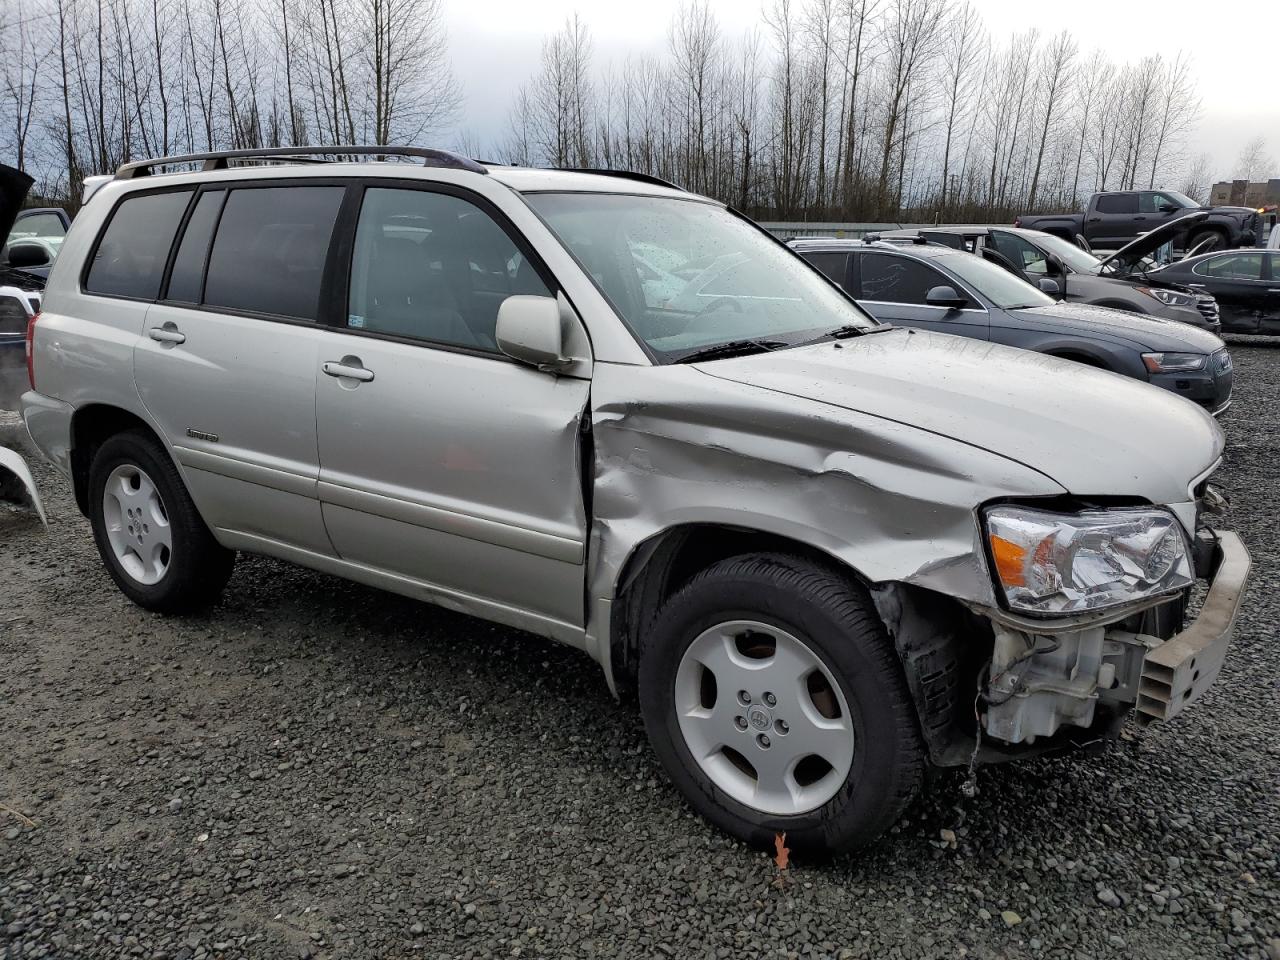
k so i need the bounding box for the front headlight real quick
[1136,286,1194,307]
[1142,351,1207,373]
[984,505,1193,615]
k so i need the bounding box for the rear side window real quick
[85,190,193,299]
[803,252,849,287]
[1095,194,1137,214]
[166,190,225,303]
[203,186,344,321]
[858,253,954,306]
[1196,253,1264,280]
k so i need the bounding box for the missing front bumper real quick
[1135,530,1250,723]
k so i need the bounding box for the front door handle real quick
[148,324,185,344]
[322,358,375,382]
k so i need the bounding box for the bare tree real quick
[1234,136,1275,181]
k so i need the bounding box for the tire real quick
[638,553,925,854]
[88,429,234,613]
[1187,229,1226,253]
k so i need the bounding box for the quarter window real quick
[804,252,849,287]
[85,190,193,299]
[858,253,958,306]
[203,186,344,321]
[1196,253,1264,280]
[346,187,549,349]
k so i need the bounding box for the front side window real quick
[525,193,876,360]
[11,212,66,242]
[347,188,550,349]
[858,252,956,306]
[1095,194,1138,215]
[1196,253,1264,280]
[203,186,344,321]
[991,231,1051,275]
[85,190,193,299]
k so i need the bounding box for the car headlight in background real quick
[1142,352,1207,373]
[1136,286,1195,307]
[985,505,1193,615]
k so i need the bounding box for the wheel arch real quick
[607,522,985,767]
[69,403,165,516]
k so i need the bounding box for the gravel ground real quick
[1,343,1278,960]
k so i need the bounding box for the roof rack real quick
[558,168,684,192]
[115,145,488,180]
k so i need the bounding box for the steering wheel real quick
[694,296,744,318]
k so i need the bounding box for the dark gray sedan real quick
[793,238,1233,416]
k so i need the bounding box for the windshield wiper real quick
[671,338,788,363]
[826,323,890,339]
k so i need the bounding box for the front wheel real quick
[88,430,235,613]
[638,554,925,854]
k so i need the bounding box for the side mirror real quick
[496,295,566,369]
[925,285,967,310]
[6,243,50,268]
[1159,203,1181,214]
[1038,277,1061,296]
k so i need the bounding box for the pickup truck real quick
[1016,190,1260,252]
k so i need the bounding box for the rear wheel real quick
[1187,228,1226,253]
[638,554,925,853]
[89,430,234,612]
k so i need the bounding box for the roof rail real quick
[115,145,488,180]
[558,168,684,192]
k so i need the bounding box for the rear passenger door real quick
[1090,193,1140,247]
[313,183,591,639]
[852,251,989,341]
[132,181,346,555]
[1193,252,1270,334]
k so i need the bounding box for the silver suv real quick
[20,147,1250,853]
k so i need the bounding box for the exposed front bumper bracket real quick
[1136,530,1250,724]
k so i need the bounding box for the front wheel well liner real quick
[69,405,162,516]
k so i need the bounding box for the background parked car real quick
[1151,249,1280,336]
[791,238,1233,415]
[881,221,1222,332]
[0,166,48,378]
[1015,189,1260,252]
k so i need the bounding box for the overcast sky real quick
[444,0,1277,180]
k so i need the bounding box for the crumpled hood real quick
[697,328,1223,506]
[1013,302,1224,352]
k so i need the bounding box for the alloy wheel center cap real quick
[747,704,772,731]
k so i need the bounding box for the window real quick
[990,231,1051,275]
[11,212,66,241]
[166,190,225,303]
[1095,194,1138,214]
[85,190,193,299]
[1139,192,1185,214]
[347,187,549,349]
[858,253,957,306]
[803,252,849,287]
[1197,253,1264,280]
[203,186,344,321]
[525,193,876,360]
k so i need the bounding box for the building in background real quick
[1211,179,1280,208]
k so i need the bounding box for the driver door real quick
[314,184,592,637]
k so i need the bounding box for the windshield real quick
[525,193,877,360]
[937,253,1055,310]
[1020,230,1103,275]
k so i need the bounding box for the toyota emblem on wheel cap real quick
[747,704,772,730]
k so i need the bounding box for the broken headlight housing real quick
[984,505,1193,615]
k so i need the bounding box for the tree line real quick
[0,0,1227,220]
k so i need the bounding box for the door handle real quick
[148,324,185,344]
[1088,217,1101,222]
[322,359,375,382]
